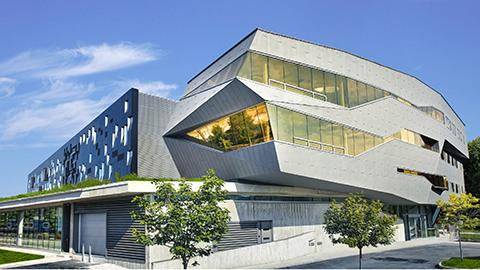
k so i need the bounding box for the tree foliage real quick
[131,169,230,269]
[324,194,397,269]
[436,193,480,260]
[465,137,480,197]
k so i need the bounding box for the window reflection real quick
[385,129,439,152]
[186,104,273,151]
[236,52,445,126]
[266,104,384,156]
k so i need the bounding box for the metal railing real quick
[269,79,328,102]
[293,136,345,154]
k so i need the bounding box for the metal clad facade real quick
[137,93,180,178]
[74,196,145,262]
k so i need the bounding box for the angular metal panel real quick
[166,79,264,136]
[137,93,180,178]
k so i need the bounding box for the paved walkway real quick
[0,246,125,269]
[252,239,480,269]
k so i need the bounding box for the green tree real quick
[131,169,230,269]
[206,125,231,150]
[324,194,397,269]
[465,137,480,197]
[436,193,480,260]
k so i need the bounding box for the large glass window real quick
[307,116,321,149]
[357,82,368,105]
[354,130,365,155]
[263,104,384,155]
[312,69,325,95]
[336,75,346,107]
[0,212,18,246]
[320,120,333,151]
[251,53,268,84]
[324,72,337,104]
[284,61,299,87]
[332,124,344,154]
[298,65,312,90]
[277,107,294,143]
[196,51,448,127]
[186,103,273,151]
[268,57,283,87]
[292,112,307,146]
[347,79,358,107]
[366,85,376,102]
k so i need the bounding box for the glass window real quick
[374,87,383,99]
[364,133,375,151]
[244,107,263,145]
[228,112,251,150]
[324,72,337,104]
[332,124,343,148]
[336,75,346,107]
[347,79,358,107]
[266,104,278,139]
[320,120,333,151]
[256,104,273,142]
[366,85,376,102]
[277,107,294,143]
[345,128,355,155]
[284,61,299,87]
[237,53,251,79]
[312,69,325,96]
[293,112,307,146]
[354,130,365,155]
[332,124,344,154]
[357,82,368,104]
[268,57,284,86]
[186,103,273,151]
[298,65,312,90]
[251,53,268,84]
[374,136,383,146]
[307,116,320,142]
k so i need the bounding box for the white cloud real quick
[27,80,97,103]
[0,43,158,79]
[114,79,176,97]
[0,77,16,98]
[1,97,112,140]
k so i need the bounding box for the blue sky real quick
[0,0,479,197]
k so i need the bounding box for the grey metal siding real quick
[137,93,180,178]
[74,196,145,262]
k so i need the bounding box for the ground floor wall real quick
[0,196,435,269]
[149,199,407,269]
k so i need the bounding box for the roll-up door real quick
[79,212,107,256]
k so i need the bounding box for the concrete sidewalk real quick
[0,246,70,269]
[248,237,470,269]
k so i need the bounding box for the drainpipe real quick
[17,211,24,246]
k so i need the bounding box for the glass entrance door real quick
[408,215,427,239]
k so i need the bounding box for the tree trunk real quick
[458,229,463,260]
[358,247,362,269]
[182,256,189,269]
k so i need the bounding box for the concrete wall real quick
[148,199,406,269]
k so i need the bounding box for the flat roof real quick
[0,181,344,212]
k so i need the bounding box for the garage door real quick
[80,213,106,256]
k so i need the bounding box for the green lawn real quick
[442,257,480,269]
[461,232,480,241]
[0,249,44,265]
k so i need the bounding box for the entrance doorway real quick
[407,215,427,240]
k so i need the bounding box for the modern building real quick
[0,29,468,268]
